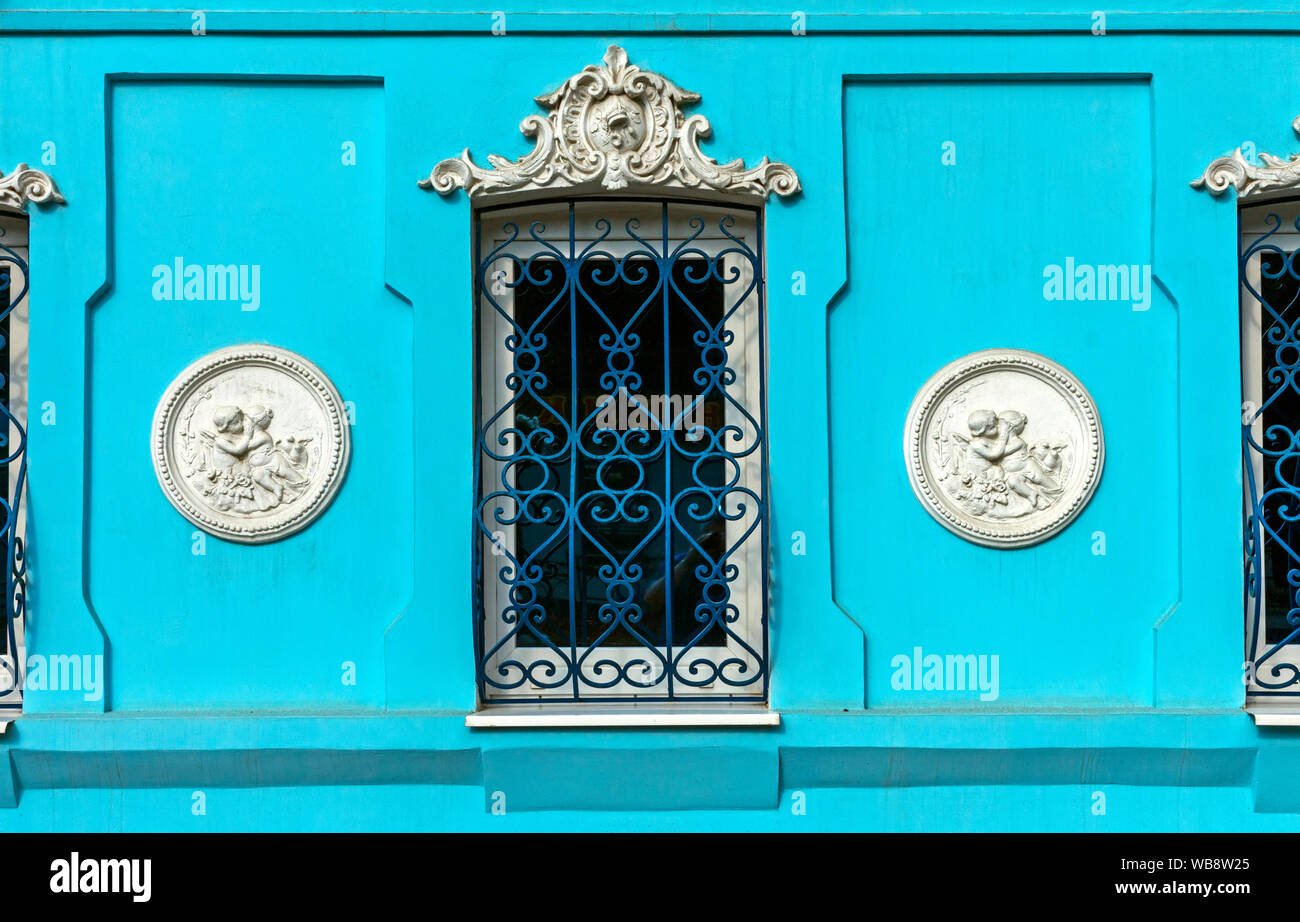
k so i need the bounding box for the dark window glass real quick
[1259,249,1300,644]
[511,256,727,651]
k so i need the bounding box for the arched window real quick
[424,47,797,709]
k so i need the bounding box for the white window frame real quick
[475,198,767,704]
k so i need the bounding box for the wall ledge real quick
[0,709,1280,811]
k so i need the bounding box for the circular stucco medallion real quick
[152,344,350,544]
[903,349,1104,549]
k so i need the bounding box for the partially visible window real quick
[0,213,27,711]
[474,198,768,704]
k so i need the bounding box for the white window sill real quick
[466,706,780,728]
[1247,701,1300,726]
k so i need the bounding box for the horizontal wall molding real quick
[483,747,780,811]
[7,10,1300,34]
[0,709,1282,812]
[12,748,482,790]
[780,746,1256,789]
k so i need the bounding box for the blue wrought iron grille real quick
[0,226,28,711]
[472,198,769,703]
[1242,200,1300,696]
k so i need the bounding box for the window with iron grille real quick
[1189,122,1300,710]
[1240,198,1300,698]
[473,198,769,703]
[0,212,29,712]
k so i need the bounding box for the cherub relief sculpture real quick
[932,408,1068,519]
[186,403,314,514]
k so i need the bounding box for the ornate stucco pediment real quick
[421,45,799,201]
[0,164,65,214]
[1193,115,1300,198]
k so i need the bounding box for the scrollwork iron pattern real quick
[1243,209,1300,695]
[473,199,768,702]
[0,242,27,711]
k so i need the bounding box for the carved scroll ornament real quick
[0,164,64,214]
[422,45,799,201]
[1193,114,1300,198]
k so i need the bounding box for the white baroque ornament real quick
[0,163,65,214]
[904,349,1104,549]
[421,45,799,201]
[152,345,350,544]
[1192,114,1300,198]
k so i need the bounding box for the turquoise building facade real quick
[0,1,1297,831]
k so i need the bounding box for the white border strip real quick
[466,710,780,728]
[1248,703,1300,726]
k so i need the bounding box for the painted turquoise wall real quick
[0,4,1295,829]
